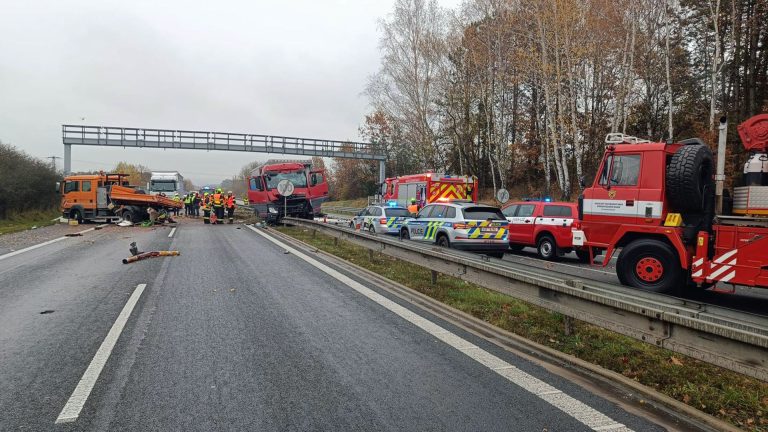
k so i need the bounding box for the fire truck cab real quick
[382,173,478,208]
[574,115,768,293]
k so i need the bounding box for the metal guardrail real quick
[283,217,768,381]
[320,205,364,216]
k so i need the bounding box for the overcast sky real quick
[0,0,457,185]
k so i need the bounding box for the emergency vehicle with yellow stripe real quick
[400,201,509,258]
[382,173,478,207]
[350,204,412,235]
[573,114,768,294]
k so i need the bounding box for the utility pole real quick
[48,156,62,171]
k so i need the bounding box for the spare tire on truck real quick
[665,144,714,213]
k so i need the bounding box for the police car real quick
[350,204,413,235]
[399,201,509,258]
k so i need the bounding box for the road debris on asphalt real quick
[122,241,180,264]
[122,250,180,264]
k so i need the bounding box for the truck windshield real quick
[264,172,307,189]
[150,180,177,192]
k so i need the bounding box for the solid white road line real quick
[0,224,109,262]
[55,283,148,424]
[247,226,633,432]
[168,227,176,238]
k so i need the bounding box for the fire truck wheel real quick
[617,239,681,293]
[537,234,558,261]
[666,144,714,213]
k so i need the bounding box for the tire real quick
[617,239,682,293]
[436,234,450,248]
[508,244,524,253]
[575,248,591,263]
[70,209,83,224]
[666,144,714,213]
[400,228,410,240]
[537,234,558,260]
[122,208,136,224]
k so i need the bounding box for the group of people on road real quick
[199,188,237,225]
[164,189,237,224]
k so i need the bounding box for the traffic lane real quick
[0,225,172,431]
[78,224,659,432]
[502,248,620,285]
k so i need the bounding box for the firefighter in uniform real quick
[212,188,225,224]
[408,198,418,215]
[225,191,236,224]
[183,193,191,216]
[172,193,181,216]
[192,192,201,217]
[201,192,211,224]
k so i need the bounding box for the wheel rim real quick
[540,241,552,257]
[635,257,664,283]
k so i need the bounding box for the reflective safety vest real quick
[184,195,192,204]
[226,195,235,208]
[212,193,223,207]
[408,204,418,214]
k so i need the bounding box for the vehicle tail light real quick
[379,218,388,225]
[572,220,582,229]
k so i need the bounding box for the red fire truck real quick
[247,160,328,222]
[381,173,478,207]
[574,114,768,293]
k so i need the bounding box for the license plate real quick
[480,228,497,232]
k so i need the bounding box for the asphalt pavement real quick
[0,221,674,431]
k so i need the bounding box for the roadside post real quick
[276,179,295,227]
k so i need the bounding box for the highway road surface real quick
[0,221,687,431]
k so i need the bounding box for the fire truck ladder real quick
[62,125,388,181]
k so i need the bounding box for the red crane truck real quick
[246,159,328,222]
[573,114,768,293]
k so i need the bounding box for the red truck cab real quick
[247,160,328,222]
[502,201,582,260]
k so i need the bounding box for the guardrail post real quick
[563,316,574,336]
[431,270,438,285]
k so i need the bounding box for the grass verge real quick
[0,209,61,235]
[321,198,369,210]
[277,226,767,431]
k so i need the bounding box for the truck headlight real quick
[268,207,278,214]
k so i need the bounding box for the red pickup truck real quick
[501,201,585,261]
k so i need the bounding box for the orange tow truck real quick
[59,172,182,223]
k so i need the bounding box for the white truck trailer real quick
[148,171,186,196]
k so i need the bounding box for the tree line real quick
[0,142,60,219]
[332,0,768,201]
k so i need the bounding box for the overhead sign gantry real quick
[62,125,387,182]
